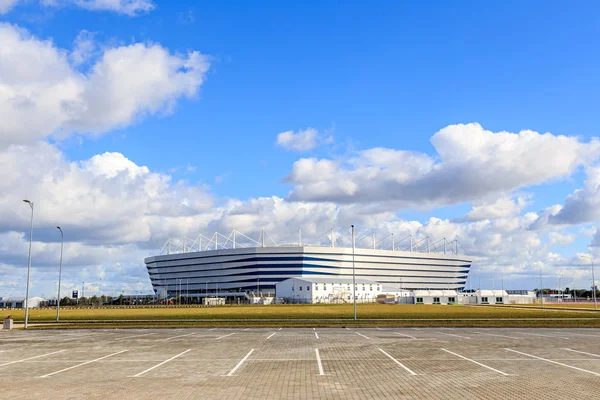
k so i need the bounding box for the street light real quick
[56,227,64,322]
[539,264,544,309]
[23,200,34,329]
[351,225,356,321]
[580,255,597,311]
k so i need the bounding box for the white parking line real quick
[216,333,236,340]
[243,328,250,331]
[377,327,385,331]
[378,348,416,375]
[437,332,471,339]
[505,348,600,377]
[394,332,417,340]
[132,349,191,377]
[314,332,319,339]
[355,332,370,339]
[562,348,600,358]
[114,333,156,341]
[225,349,254,376]
[345,327,351,330]
[0,350,65,368]
[160,332,196,341]
[40,350,128,378]
[266,332,277,340]
[315,349,324,375]
[278,328,283,331]
[516,332,569,340]
[441,349,509,376]
[556,332,600,338]
[473,332,522,340]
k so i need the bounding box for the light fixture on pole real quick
[23,200,34,329]
[580,255,597,311]
[56,226,64,322]
[351,225,356,321]
[539,264,544,308]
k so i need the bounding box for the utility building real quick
[413,290,458,305]
[275,277,381,304]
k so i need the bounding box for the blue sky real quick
[18,0,599,201]
[1,0,600,296]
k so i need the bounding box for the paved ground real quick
[1,327,600,399]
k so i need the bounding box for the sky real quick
[1,0,600,298]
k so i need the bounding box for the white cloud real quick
[286,123,600,209]
[41,0,155,15]
[69,30,96,66]
[0,23,209,149]
[0,0,155,15]
[0,142,215,246]
[0,0,19,14]
[549,166,600,225]
[276,128,332,152]
[465,195,530,221]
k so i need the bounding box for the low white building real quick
[475,290,508,305]
[379,286,415,304]
[276,277,381,304]
[0,297,46,309]
[506,290,537,304]
[413,290,458,305]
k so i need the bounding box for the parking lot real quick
[1,327,600,399]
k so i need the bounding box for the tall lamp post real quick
[580,255,597,311]
[23,200,34,329]
[351,225,356,321]
[539,264,544,309]
[56,226,64,322]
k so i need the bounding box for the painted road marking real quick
[517,332,569,340]
[394,332,417,339]
[441,349,509,376]
[473,332,522,340]
[315,349,324,376]
[378,348,417,375]
[266,332,277,340]
[562,348,600,358]
[278,328,283,331]
[0,350,65,368]
[225,349,255,376]
[132,349,192,377]
[216,333,236,340]
[314,332,319,339]
[437,332,471,339]
[161,332,196,341]
[355,332,370,339]
[114,333,156,341]
[506,348,600,377]
[40,350,128,378]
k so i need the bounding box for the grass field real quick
[500,303,598,309]
[3,304,600,328]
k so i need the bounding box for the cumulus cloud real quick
[0,143,215,246]
[464,195,530,221]
[41,0,155,15]
[0,0,155,15]
[276,127,332,152]
[549,166,600,225]
[286,123,600,209]
[0,0,19,14]
[0,23,209,149]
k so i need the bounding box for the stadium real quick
[144,230,472,302]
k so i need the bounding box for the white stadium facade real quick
[145,230,472,302]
